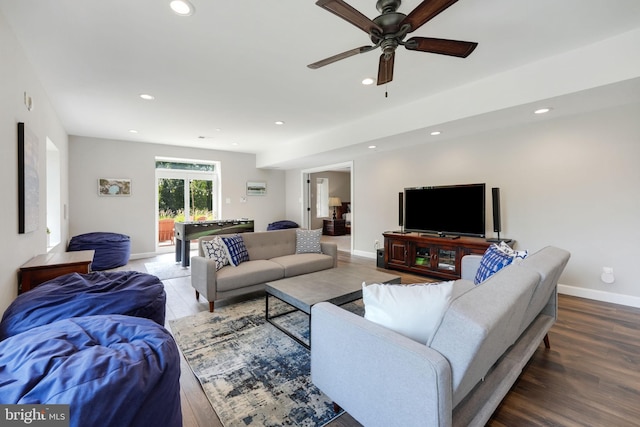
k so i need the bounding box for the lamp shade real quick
[328,197,342,207]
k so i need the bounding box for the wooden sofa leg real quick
[209,302,214,313]
[333,402,342,413]
[195,290,200,300]
[543,333,550,349]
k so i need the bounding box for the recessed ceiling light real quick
[275,121,285,125]
[231,142,239,146]
[534,107,551,114]
[139,94,155,100]
[430,131,441,136]
[362,77,375,85]
[368,145,377,149]
[170,0,195,16]
[129,129,138,134]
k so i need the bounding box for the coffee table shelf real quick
[265,266,400,349]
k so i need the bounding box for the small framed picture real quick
[98,178,131,196]
[246,181,267,196]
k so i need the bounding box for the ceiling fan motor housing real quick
[372,0,409,45]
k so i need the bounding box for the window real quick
[155,158,220,248]
[316,178,329,218]
[46,138,61,249]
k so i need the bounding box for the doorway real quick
[155,158,220,251]
[302,161,353,253]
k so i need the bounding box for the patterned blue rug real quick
[170,297,362,427]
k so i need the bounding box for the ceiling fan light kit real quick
[308,0,478,85]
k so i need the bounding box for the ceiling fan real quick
[308,0,478,85]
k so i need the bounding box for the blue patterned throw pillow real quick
[474,242,528,285]
[295,229,322,254]
[221,235,250,267]
[201,237,229,271]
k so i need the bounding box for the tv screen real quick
[404,183,486,237]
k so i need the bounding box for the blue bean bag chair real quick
[267,220,299,230]
[68,232,131,270]
[0,315,182,427]
[0,271,166,340]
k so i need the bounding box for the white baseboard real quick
[129,252,161,260]
[557,284,640,308]
[353,250,376,259]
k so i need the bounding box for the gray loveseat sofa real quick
[311,246,570,427]
[191,228,337,312]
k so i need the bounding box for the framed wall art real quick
[18,122,39,234]
[246,181,267,196]
[98,178,131,196]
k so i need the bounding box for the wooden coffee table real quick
[265,265,401,349]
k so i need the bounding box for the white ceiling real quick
[2,0,640,169]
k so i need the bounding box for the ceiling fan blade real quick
[316,0,383,35]
[377,52,395,85]
[401,0,460,32]
[307,45,376,69]
[405,37,477,57]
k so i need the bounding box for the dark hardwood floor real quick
[132,250,640,427]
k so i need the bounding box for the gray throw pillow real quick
[295,229,322,254]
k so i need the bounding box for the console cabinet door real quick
[386,239,408,267]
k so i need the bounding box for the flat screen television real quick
[403,183,486,237]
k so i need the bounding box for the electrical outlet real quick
[601,267,615,284]
[374,240,380,249]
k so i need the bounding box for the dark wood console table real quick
[383,232,501,281]
[323,219,346,236]
[19,250,95,293]
[174,219,254,267]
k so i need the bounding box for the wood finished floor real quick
[128,250,640,427]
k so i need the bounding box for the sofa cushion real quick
[201,237,229,271]
[295,229,323,254]
[242,229,297,260]
[430,265,540,406]
[221,235,250,266]
[474,242,528,284]
[517,246,571,334]
[270,253,335,277]
[362,281,454,345]
[216,260,284,292]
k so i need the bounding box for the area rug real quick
[144,261,191,280]
[170,297,362,427]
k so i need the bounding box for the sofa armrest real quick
[190,256,218,301]
[311,302,453,427]
[320,242,338,267]
[461,254,482,282]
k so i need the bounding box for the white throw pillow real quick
[201,237,229,271]
[362,281,454,346]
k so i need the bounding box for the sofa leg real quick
[195,290,200,301]
[543,333,550,349]
[209,301,214,313]
[333,402,342,413]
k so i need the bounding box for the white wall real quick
[286,102,640,305]
[69,136,286,256]
[0,12,70,313]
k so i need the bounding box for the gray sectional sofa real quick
[311,246,570,427]
[190,228,337,312]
